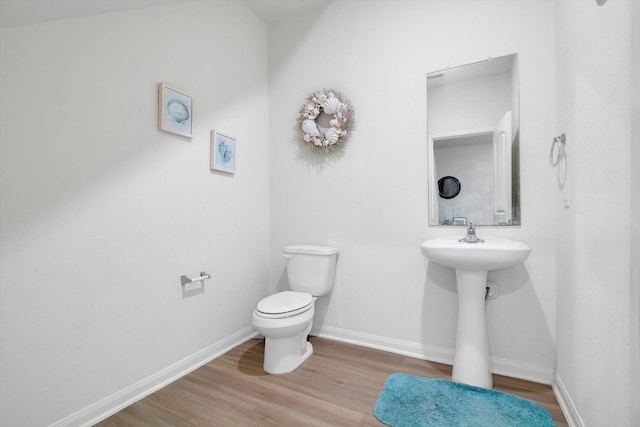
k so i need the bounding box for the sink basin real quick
[420,237,531,272]
[420,236,530,388]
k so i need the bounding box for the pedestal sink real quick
[420,236,530,388]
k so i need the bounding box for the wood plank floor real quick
[97,337,568,426]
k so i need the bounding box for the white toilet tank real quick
[284,245,339,296]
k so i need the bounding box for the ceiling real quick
[0,0,184,28]
[0,0,330,28]
[242,0,330,24]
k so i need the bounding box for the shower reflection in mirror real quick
[427,53,520,226]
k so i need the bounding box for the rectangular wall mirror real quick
[427,53,520,226]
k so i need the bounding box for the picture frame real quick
[158,83,193,138]
[210,130,236,174]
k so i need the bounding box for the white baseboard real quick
[552,372,585,427]
[50,326,258,427]
[491,355,554,385]
[311,324,454,365]
[312,325,553,385]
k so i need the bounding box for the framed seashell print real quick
[158,83,193,138]
[210,130,236,174]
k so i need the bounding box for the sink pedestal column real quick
[452,269,493,389]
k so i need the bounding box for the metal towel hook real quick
[549,133,566,166]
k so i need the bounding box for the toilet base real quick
[264,337,313,374]
[252,305,315,375]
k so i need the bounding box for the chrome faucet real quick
[459,222,484,243]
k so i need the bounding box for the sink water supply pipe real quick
[485,282,499,300]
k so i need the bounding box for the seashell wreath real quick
[296,89,354,152]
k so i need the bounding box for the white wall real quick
[0,1,270,425]
[555,0,635,425]
[269,0,557,382]
[631,2,640,423]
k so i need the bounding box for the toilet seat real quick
[256,291,313,319]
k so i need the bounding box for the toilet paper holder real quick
[180,272,211,286]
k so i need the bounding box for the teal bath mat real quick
[373,373,555,427]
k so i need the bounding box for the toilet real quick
[251,244,339,374]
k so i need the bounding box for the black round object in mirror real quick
[438,176,461,199]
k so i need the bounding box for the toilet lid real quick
[257,291,313,316]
